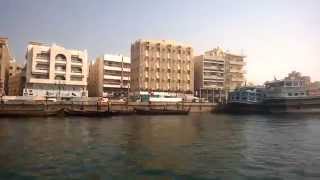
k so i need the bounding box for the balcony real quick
[231,77,244,82]
[122,76,130,81]
[229,69,245,73]
[71,67,82,74]
[104,75,121,80]
[229,60,246,65]
[70,76,83,81]
[123,67,130,72]
[55,60,66,65]
[33,69,49,74]
[36,58,49,64]
[104,65,122,71]
[203,75,224,80]
[71,56,82,64]
[203,59,224,64]
[55,54,67,64]
[103,84,121,88]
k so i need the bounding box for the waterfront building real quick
[194,49,225,103]
[130,39,194,97]
[88,54,130,97]
[224,49,246,92]
[23,42,88,98]
[8,61,25,96]
[264,71,310,98]
[308,82,320,96]
[194,47,246,102]
[0,37,13,95]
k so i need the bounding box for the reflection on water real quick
[0,114,320,179]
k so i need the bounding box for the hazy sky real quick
[1,0,319,84]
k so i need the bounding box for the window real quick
[55,75,66,80]
[71,56,82,63]
[55,54,66,61]
[288,93,292,96]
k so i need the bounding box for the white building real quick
[23,42,88,98]
[88,54,130,97]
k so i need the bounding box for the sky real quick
[0,0,319,84]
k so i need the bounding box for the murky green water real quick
[0,114,320,179]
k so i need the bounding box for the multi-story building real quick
[308,81,320,96]
[23,42,88,98]
[194,47,246,102]
[0,37,13,96]
[130,39,194,96]
[194,49,225,102]
[8,60,22,78]
[224,49,246,92]
[88,54,130,97]
[8,61,24,96]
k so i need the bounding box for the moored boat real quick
[0,106,64,117]
[134,107,190,115]
[63,109,112,117]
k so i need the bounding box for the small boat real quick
[64,109,112,117]
[0,107,64,117]
[134,107,190,115]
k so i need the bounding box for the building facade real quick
[194,47,246,102]
[308,82,320,96]
[224,49,246,92]
[194,49,225,102]
[24,42,88,98]
[8,61,24,96]
[0,37,13,96]
[130,39,194,96]
[88,54,130,97]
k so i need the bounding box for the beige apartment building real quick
[8,61,24,96]
[0,37,13,96]
[24,42,88,98]
[194,47,246,101]
[88,54,130,97]
[194,49,225,102]
[224,49,246,92]
[130,39,194,96]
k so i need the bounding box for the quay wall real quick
[0,101,217,113]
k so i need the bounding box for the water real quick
[1,114,320,180]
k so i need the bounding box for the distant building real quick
[88,54,130,97]
[264,71,310,98]
[0,37,13,95]
[24,42,88,98]
[8,60,22,78]
[308,81,320,96]
[130,39,194,96]
[8,61,24,96]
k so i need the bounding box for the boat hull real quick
[264,96,320,114]
[216,103,268,114]
[64,109,112,117]
[134,108,190,115]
